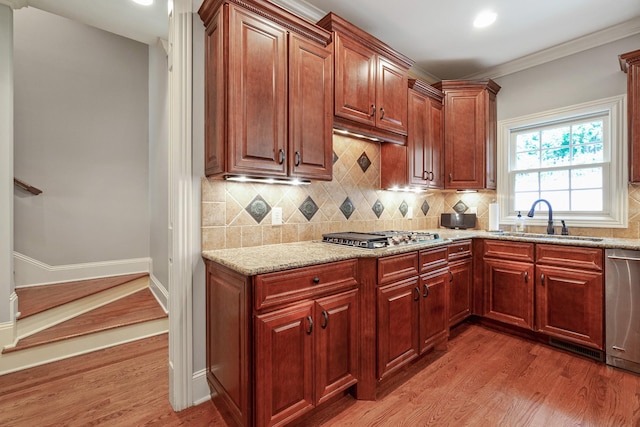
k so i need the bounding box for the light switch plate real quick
[271,207,283,225]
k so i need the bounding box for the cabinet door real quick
[443,89,484,189]
[419,268,449,354]
[407,90,429,187]
[448,258,472,327]
[427,96,444,189]
[255,302,314,427]
[376,57,408,135]
[203,9,225,176]
[228,5,287,177]
[484,259,534,329]
[315,290,359,405]
[535,265,604,350]
[333,33,376,126]
[377,277,420,380]
[289,33,333,181]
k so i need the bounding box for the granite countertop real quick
[202,230,640,276]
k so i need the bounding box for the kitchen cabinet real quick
[199,0,333,181]
[380,80,444,189]
[205,258,358,427]
[447,240,473,327]
[317,12,413,145]
[619,49,640,182]
[434,79,501,190]
[483,240,535,330]
[535,244,604,350]
[255,289,358,425]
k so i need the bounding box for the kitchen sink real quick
[495,231,604,242]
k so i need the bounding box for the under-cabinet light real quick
[388,186,427,193]
[456,189,478,193]
[224,176,310,186]
[333,128,381,142]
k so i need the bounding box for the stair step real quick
[16,272,148,319]
[5,288,166,354]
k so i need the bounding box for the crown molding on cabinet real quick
[464,16,640,80]
[0,0,28,8]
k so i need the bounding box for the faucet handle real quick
[561,220,569,235]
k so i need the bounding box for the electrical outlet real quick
[271,207,283,225]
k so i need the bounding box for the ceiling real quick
[19,0,640,80]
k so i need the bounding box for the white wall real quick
[494,34,639,121]
[13,7,150,266]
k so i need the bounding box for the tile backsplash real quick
[201,134,497,250]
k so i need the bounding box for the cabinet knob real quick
[278,149,285,165]
[414,286,420,301]
[541,273,545,286]
[370,104,376,117]
[380,107,385,120]
[313,277,320,284]
[524,271,529,282]
[458,247,464,252]
[295,151,301,167]
[449,173,453,182]
[423,283,429,298]
[449,271,454,282]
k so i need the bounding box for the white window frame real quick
[497,95,627,229]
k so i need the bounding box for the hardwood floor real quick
[1,323,638,426]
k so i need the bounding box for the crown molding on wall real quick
[0,0,28,9]
[463,16,640,80]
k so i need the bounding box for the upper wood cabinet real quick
[199,0,333,181]
[381,80,444,189]
[317,13,414,145]
[434,79,501,190]
[620,49,640,182]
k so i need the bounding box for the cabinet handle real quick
[540,273,545,286]
[278,149,285,165]
[423,283,429,298]
[370,104,376,117]
[312,277,320,284]
[449,271,454,282]
[321,310,328,329]
[524,271,528,283]
[423,171,428,180]
[306,315,313,334]
[458,247,464,252]
[295,151,301,167]
[380,107,385,119]
[414,286,420,301]
[429,172,435,181]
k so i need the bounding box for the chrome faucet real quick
[527,199,554,235]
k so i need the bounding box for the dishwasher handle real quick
[607,255,640,262]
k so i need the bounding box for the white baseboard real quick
[149,274,168,313]
[13,252,151,287]
[192,368,213,406]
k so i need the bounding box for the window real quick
[497,95,627,229]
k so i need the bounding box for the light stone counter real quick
[202,230,640,276]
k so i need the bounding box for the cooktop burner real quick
[321,230,440,249]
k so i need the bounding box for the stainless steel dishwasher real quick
[605,248,640,374]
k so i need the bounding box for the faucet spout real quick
[527,199,554,235]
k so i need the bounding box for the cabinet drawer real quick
[536,244,603,271]
[484,240,534,262]
[419,246,448,273]
[378,252,419,285]
[255,260,358,311]
[448,240,472,260]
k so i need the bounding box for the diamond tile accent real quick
[246,195,271,224]
[299,196,319,221]
[340,197,355,220]
[332,151,339,164]
[372,199,384,218]
[399,200,409,217]
[421,200,430,216]
[453,200,468,214]
[357,152,371,172]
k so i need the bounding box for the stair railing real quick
[14,178,43,195]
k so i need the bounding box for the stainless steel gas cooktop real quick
[321,231,440,249]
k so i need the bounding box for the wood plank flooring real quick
[15,273,148,318]
[5,288,167,353]
[1,323,639,426]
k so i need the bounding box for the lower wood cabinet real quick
[255,289,359,426]
[484,259,534,329]
[419,267,449,354]
[447,240,473,327]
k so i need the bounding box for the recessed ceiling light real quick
[473,11,497,28]
[132,0,154,6]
